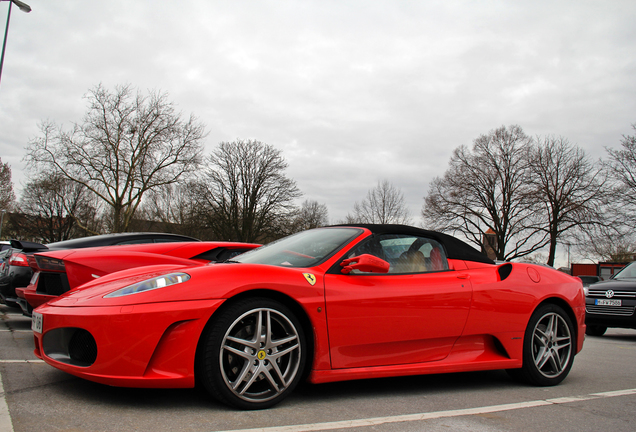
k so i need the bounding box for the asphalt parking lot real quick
[1,303,635,432]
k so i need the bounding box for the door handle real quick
[456,274,470,279]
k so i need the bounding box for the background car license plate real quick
[595,299,621,306]
[32,311,43,333]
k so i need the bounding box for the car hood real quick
[44,262,315,308]
[587,279,636,292]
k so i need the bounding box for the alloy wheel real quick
[219,307,302,403]
[531,312,572,378]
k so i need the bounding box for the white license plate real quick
[31,311,43,333]
[595,299,622,306]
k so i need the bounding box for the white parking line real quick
[0,360,44,364]
[0,372,13,432]
[217,388,636,432]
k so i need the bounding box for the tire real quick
[508,304,575,386]
[197,297,306,410]
[585,325,607,337]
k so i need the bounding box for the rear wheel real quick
[508,304,575,386]
[197,297,306,410]
[585,325,607,337]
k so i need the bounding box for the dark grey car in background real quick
[584,262,635,336]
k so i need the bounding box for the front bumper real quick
[15,296,31,316]
[585,296,636,330]
[16,286,50,317]
[33,298,225,388]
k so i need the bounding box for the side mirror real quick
[340,254,390,274]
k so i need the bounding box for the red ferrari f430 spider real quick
[31,225,585,409]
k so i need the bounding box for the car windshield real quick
[233,227,362,267]
[612,262,636,279]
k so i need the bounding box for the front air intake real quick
[68,329,98,365]
[42,327,97,367]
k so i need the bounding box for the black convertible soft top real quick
[333,224,495,265]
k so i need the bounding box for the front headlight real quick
[104,272,190,298]
[583,286,589,296]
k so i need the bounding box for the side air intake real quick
[498,263,513,281]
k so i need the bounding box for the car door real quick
[324,234,473,369]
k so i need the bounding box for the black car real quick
[584,262,635,336]
[0,232,199,310]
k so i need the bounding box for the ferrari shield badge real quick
[303,273,317,286]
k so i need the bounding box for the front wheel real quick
[508,304,575,386]
[197,298,306,410]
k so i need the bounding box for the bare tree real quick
[198,139,301,243]
[527,136,607,266]
[284,199,330,234]
[576,224,636,263]
[15,173,100,243]
[568,123,636,261]
[140,180,211,238]
[24,84,205,232]
[0,158,16,211]
[346,180,410,224]
[605,124,636,223]
[423,125,546,261]
[296,200,329,230]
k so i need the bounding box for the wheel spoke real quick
[226,335,259,350]
[547,315,557,336]
[555,341,571,353]
[269,359,287,385]
[270,341,299,360]
[260,367,281,392]
[231,361,253,391]
[534,332,548,348]
[223,344,253,360]
[550,349,564,372]
[271,334,297,349]
[264,310,272,345]
[534,327,548,342]
[238,367,261,396]
[255,310,265,344]
[555,336,571,346]
[535,347,551,369]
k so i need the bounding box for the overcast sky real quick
[1,1,635,261]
